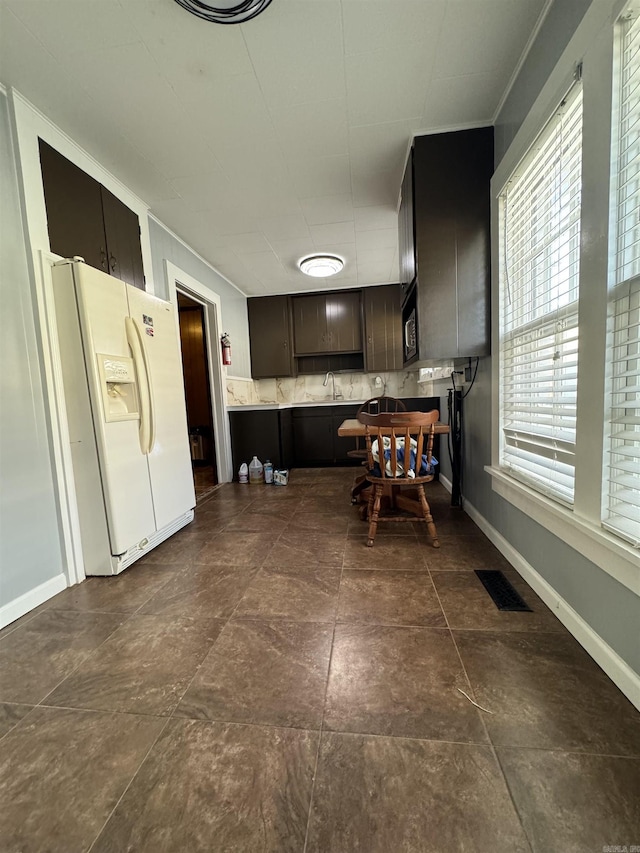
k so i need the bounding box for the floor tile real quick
[431,569,565,632]
[296,496,357,516]
[90,718,318,853]
[324,624,487,742]
[265,529,347,568]
[455,630,640,754]
[45,615,224,716]
[423,538,510,570]
[288,512,350,535]
[306,733,530,853]
[46,563,177,614]
[140,563,258,619]
[0,703,33,739]
[222,509,290,534]
[234,565,340,623]
[137,531,205,565]
[0,610,125,704]
[0,706,164,853]
[338,570,446,627]
[497,748,640,853]
[175,620,333,728]
[192,531,271,566]
[347,520,417,536]
[343,537,429,570]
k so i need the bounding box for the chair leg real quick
[418,485,440,548]
[367,485,382,547]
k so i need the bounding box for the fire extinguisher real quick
[221,332,232,366]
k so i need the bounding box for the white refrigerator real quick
[52,259,196,576]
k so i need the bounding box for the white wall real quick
[148,217,252,380]
[0,91,65,616]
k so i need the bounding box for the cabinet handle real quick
[100,248,107,270]
[109,254,118,272]
[283,341,288,348]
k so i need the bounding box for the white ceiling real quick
[0,0,549,296]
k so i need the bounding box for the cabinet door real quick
[248,295,293,378]
[364,285,402,371]
[39,139,107,272]
[326,290,362,352]
[292,410,334,465]
[229,410,283,477]
[101,187,145,290]
[413,127,493,359]
[292,294,329,354]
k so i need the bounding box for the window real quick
[603,9,640,546]
[498,84,583,505]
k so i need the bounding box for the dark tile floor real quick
[1,469,639,853]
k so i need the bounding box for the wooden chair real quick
[361,409,440,548]
[348,396,407,503]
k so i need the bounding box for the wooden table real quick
[337,418,450,505]
[337,419,450,438]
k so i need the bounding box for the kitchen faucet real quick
[323,371,342,401]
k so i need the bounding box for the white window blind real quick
[499,84,583,505]
[604,9,640,546]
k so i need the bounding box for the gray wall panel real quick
[0,93,64,608]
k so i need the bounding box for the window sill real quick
[485,465,640,597]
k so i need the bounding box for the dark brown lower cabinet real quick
[229,409,294,479]
[229,398,441,478]
[292,405,361,467]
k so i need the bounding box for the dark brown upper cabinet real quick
[247,294,293,379]
[39,140,145,290]
[399,127,494,361]
[292,290,362,356]
[398,146,416,302]
[363,284,402,372]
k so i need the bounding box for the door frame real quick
[164,261,233,484]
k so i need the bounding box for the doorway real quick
[177,292,218,500]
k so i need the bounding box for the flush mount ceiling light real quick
[298,254,344,278]
[173,0,273,24]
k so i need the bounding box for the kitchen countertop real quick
[227,400,366,411]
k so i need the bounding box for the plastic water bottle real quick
[249,456,264,484]
[264,459,273,484]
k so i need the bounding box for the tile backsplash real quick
[226,371,435,407]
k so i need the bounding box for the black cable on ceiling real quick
[173,0,274,24]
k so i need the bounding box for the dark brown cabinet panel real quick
[229,408,294,478]
[398,146,415,299]
[39,140,106,273]
[100,186,144,289]
[39,139,145,290]
[399,127,493,361]
[248,295,293,379]
[292,291,362,355]
[364,284,402,372]
[292,405,360,467]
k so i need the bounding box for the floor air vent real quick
[474,570,532,612]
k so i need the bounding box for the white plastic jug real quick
[238,462,248,483]
[248,456,264,484]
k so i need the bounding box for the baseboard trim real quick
[439,474,453,494]
[0,574,67,630]
[463,499,640,711]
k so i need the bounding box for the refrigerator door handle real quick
[125,317,154,454]
[134,318,156,453]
